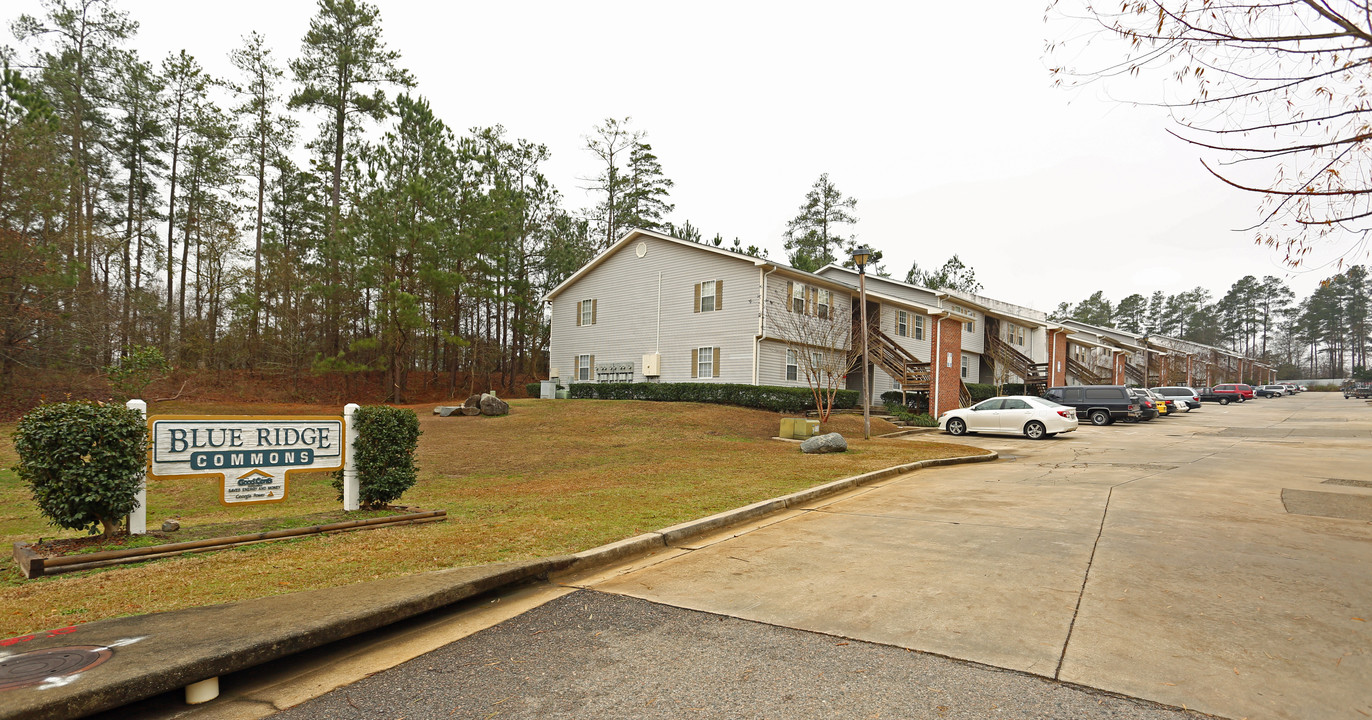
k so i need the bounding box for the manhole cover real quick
[0,646,112,691]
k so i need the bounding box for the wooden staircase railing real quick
[1066,357,1109,385]
[984,333,1050,390]
[853,325,934,394]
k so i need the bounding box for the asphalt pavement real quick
[273,589,1201,720]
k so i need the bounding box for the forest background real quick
[2,0,1368,418]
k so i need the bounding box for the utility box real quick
[539,381,556,399]
[781,419,816,440]
[642,353,661,377]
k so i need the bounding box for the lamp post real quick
[852,246,872,440]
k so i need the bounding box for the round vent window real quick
[635,242,647,258]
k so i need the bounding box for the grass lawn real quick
[0,399,984,637]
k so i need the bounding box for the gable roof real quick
[543,228,770,302]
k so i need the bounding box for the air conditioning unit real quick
[642,353,661,377]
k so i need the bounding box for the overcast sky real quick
[8,0,1355,312]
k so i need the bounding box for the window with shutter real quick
[818,289,830,320]
[700,280,715,312]
[577,354,591,381]
[897,310,908,337]
[580,300,594,326]
[914,314,925,340]
[697,346,714,378]
[786,349,797,381]
[791,282,805,313]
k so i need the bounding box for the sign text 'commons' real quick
[149,417,345,505]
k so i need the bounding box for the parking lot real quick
[576,391,1372,719]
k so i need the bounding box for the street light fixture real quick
[852,246,873,440]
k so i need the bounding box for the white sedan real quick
[939,395,1078,440]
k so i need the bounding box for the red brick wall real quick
[931,316,965,418]
[1048,330,1068,386]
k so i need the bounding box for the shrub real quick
[567,382,858,413]
[525,382,540,398]
[333,405,421,509]
[965,383,997,402]
[104,345,170,400]
[881,400,939,426]
[13,401,148,536]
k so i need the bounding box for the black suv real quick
[1043,385,1141,426]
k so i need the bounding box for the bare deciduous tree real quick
[1046,1,1372,267]
[767,292,856,422]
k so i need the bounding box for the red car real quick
[1214,383,1252,401]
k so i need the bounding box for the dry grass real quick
[0,399,984,636]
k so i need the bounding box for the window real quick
[975,399,1004,411]
[786,349,798,381]
[696,346,715,378]
[811,351,823,375]
[914,315,925,340]
[1086,388,1123,400]
[965,317,975,333]
[817,289,831,320]
[578,299,596,326]
[897,310,908,337]
[577,354,592,381]
[700,279,716,312]
[960,355,970,379]
[1002,398,1031,410]
[790,282,806,313]
[1006,322,1024,346]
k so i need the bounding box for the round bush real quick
[334,405,421,509]
[13,401,148,536]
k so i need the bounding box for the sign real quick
[147,416,345,505]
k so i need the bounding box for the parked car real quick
[940,396,1078,439]
[1300,385,1310,391]
[1280,384,1298,395]
[1127,388,1160,420]
[1042,385,1142,426]
[1344,381,1372,399]
[1198,386,1244,405]
[1213,383,1251,402]
[1152,386,1201,411]
[1145,388,1179,414]
[1255,384,1286,398]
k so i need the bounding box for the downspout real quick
[931,313,940,416]
[755,266,776,386]
[656,271,662,354]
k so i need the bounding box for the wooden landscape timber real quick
[12,510,446,578]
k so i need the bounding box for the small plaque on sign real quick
[148,416,345,505]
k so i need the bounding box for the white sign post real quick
[126,399,148,535]
[342,403,360,511]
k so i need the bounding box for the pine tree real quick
[783,173,856,272]
[290,0,414,355]
[582,116,640,248]
[620,141,672,232]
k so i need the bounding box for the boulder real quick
[161,519,181,532]
[434,406,463,417]
[800,432,847,454]
[463,394,484,408]
[479,393,510,416]
[460,407,481,416]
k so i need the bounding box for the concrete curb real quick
[564,449,999,568]
[0,557,572,720]
[3,449,995,720]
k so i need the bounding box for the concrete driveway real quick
[582,393,1372,719]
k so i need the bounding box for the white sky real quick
[9,0,1358,311]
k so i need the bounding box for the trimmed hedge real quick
[568,382,859,413]
[333,405,421,509]
[965,383,997,401]
[13,401,148,536]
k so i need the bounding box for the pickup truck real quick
[1198,386,1244,405]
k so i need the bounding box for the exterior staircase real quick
[850,322,973,410]
[1067,357,1109,385]
[982,318,1049,394]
